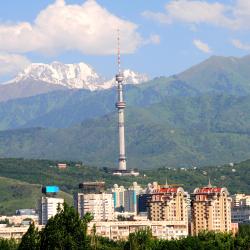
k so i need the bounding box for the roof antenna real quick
[165,177,169,188]
[117,28,121,74]
[208,177,212,188]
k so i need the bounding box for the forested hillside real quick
[0,158,249,214]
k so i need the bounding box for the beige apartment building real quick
[0,225,44,240]
[74,193,114,221]
[147,186,189,223]
[88,220,188,241]
[191,185,232,235]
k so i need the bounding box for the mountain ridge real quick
[0,61,149,102]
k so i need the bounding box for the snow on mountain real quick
[6,62,149,91]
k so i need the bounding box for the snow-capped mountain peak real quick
[6,62,149,91]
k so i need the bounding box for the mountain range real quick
[0,61,148,102]
[1,55,250,168]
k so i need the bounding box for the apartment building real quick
[38,197,64,225]
[88,220,188,241]
[147,186,189,224]
[191,185,232,235]
[74,193,114,221]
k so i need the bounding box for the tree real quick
[40,203,93,250]
[0,238,18,250]
[126,228,153,250]
[18,222,40,250]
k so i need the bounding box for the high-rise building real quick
[74,193,114,221]
[38,197,64,225]
[111,184,126,212]
[124,182,143,214]
[147,186,189,224]
[191,184,232,235]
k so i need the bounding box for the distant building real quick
[57,163,67,169]
[74,193,114,221]
[78,181,105,194]
[138,193,151,214]
[232,207,250,224]
[111,184,126,212]
[232,194,250,207]
[231,193,250,224]
[124,182,143,214]
[0,215,38,226]
[16,209,36,216]
[38,197,64,225]
[191,184,232,235]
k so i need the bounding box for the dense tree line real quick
[0,203,249,249]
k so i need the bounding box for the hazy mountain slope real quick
[0,55,250,130]
[176,55,250,94]
[0,80,66,102]
[1,94,250,168]
[0,78,197,130]
[0,55,249,130]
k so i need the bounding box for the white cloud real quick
[232,39,250,50]
[0,53,30,77]
[193,39,212,53]
[0,0,146,55]
[142,0,250,30]
[142,11,171,24]
[144,34,161,45]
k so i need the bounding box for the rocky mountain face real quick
[0,62,149,102]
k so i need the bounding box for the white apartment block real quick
[88,220,188,241]
[75,193,114,221]
[38,197,64,225]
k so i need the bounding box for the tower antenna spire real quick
[117,29,121,74]
[208,177,212,188]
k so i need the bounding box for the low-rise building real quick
[0,215,38,226]
[0,225,44,240]
[88,220,188,241]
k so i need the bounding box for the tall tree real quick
[18,222,40,250]
[40,203,93,250]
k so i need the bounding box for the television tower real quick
[115,29,127,171]
[112,30,139,177]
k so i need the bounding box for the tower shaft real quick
[116,78,126,171]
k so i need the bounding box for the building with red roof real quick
[191,182,232,236]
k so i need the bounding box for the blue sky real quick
[0,0,250,81]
